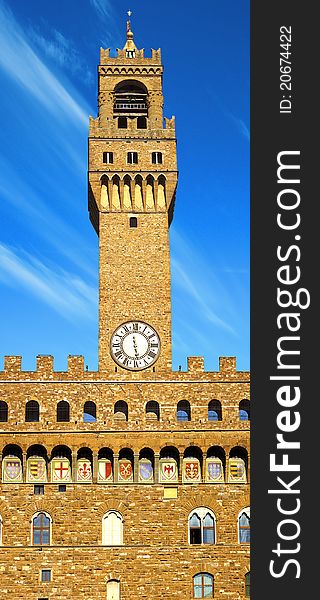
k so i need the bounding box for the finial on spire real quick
[127,9,132,34]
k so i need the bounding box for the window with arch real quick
[57,400,70,422]
[83,401,96,423]
[114,400,128,421]
[189,508,215,544]
[239,399,250,421]
[177,400,191,421]
[0,400,8,422]
[238,508,250,543]
[146,400,160,420]
[193,573,214,598]
[102,511,123,546]
[32,512,51,546]
[25,400,39,422]
[107,579,120,600]
[208,400,222,421]
[245,572,250,597]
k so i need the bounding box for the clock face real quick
[110,321,161,370]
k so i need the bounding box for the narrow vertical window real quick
[32,513,51,546]
[103,151,114,164]
[26,400,39,422]
[118,116,127,129]
[34,485,44,495]
[102,511,123,545]
[152,151,163,164]
[239,509,250,543]
[127,152,138,164]
[137,116,147,129]
[83,401,96,423]
[57,400,69,422]
[177,400,191,421]
[0,400,8,422]
[239,399,250,421]
[129,216,138,228]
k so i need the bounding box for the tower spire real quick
[123,9,137,52]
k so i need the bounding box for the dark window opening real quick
[126,50,135,58]
[26,400,40,422]
[127,152,138,164]
[118,116,128,129]
[103,151,114,164]
[34,485,44,496]
[152,152,163,164]
[137,116,147,129]
[58,484,66,493]
[0,400,8,422]
[57,400,69,422]
[130,217,138,228]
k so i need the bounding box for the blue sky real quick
[0,0,249,372]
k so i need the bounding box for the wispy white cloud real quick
[90,0,113,20]
[0,156,96,279]
[225,111,250,141]
[0,243,97,321]
[171,257,236,335]
[0,2,89,125]
[29,27,93,86]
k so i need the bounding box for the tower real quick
[88,18,178,373]
[0,15,250,600]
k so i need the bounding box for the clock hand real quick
[132,335,139,358]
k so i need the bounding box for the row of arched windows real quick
[0,507,250,546]
[0,399,250,423]
[1,444,249,485]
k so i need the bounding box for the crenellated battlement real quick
[0,354,249,382]
[100,47,162,66]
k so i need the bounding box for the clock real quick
[110,321,161,370]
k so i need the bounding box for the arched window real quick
[238,508,250,543]
[146,400,160,420]
[114,400,128,421]
[57,400,70,422]
[32,512,51,546]
[189,508,215,544]
[239,399,250,421]
[193,573,214,598]
[208,400,222,421]
[245,572,250,597]
[25,400,39,422]
[83,401,96,423]
[0,400,8,422]
[107,579,120,600]
[177,400,190,421]
[102,511,123,545]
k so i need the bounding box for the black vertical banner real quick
[251,1,318,599]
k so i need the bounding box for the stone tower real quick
[0,18,250,600]
[88,19,178,373]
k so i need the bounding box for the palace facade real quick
[0,19,250,600]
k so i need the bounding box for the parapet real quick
[100,47,162,64]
